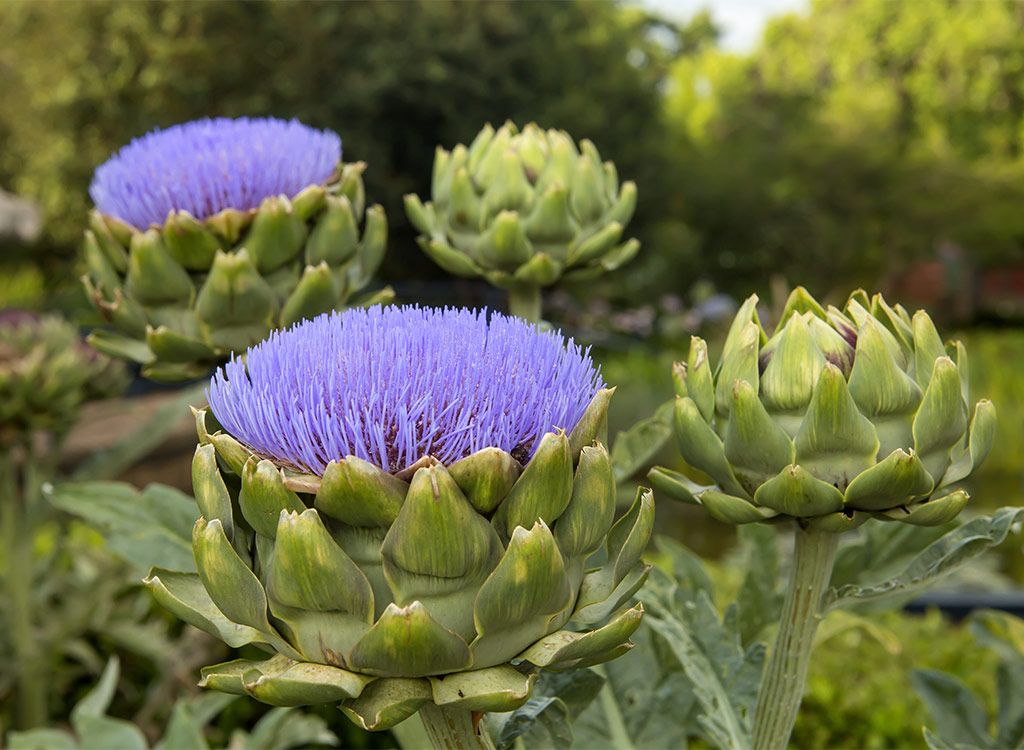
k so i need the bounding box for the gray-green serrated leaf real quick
[825,507,1024,610]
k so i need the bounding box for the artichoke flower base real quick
[147,399,653,731]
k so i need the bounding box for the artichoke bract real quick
[0,310,128,447]
[651,288,995,530]
[146,306,653,731]
[82,117,391,382]
[404,121,639,290]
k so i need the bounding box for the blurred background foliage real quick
[2,0,1024,748]
[3,0,1024,307]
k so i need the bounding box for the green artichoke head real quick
[0,311,128,446]
[404,121,640,289]
[146,391,653,730]
[653,287,995,530]
[82,161,391,383]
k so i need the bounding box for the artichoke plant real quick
[651,288,995,530]
[146,306,652,743]
[404,122,638,321]
[82,117,391,382]
[0,310,128,448]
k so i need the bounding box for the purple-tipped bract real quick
[90,116,341,230]
[207,306,605,475]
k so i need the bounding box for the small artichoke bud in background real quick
[0,310,128,447]
[83,117,392,382]
[651,287,995,531]
[404,121,639,290]
[146,305,653,731]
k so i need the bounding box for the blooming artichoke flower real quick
[146,306,653,731]
[82,117,391,382]
[0,310,128,447]
[651,288,995,530]
[404,121,639,292]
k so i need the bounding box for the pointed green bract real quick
[880,490,969,526]
[848,317,921,417]
[567,387,614,457]
[429,665,535,712]
[492,431,573,539]
[686,337,715,421]
[347,603,473,678]
[192,444,234,538]
[752,464,845,517]
[125,230,194,306]
[554,443,616,559]
[515,604,643,669]
[913,357,969,482]
[716,321,761,416]
[144,569,267,649]
[192,518,271,633]
[381,463,502,639]
[702,490,779,524]
[674,397,747,498]
[942,399,996,486]
[280,262,340,328]
[448,448,522,514]
[723,379,795,494]
[843,449,934,511]
[340,678,432,732]
[472,521,573,666]
[760,313,827,413]
[793,364,879,489]
[164,211,224,270]
[315,457,408,527]
[775,287,827,333]
[239,457,307,538]
[267,510,373,619]
[241,658,373,707]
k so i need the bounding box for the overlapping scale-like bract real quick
[147,307,653,730]
[404,121,639,289]
[207,306,604,474]
[81,117,390,382]
[650,288,996,531]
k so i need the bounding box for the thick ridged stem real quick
[751,525,839,750]
[508,285,541,325]
[2,446,47,728]
[419,705,496,750]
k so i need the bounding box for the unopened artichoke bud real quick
[83,117,393,382]
[652,287,995,530]
[147,306,652,731]
[404,121,640,290]
[0,310,128,447]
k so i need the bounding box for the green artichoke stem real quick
[1,446,48,729]
[418,704,496,750]
[751,523,839,750]
[507,285,541,325]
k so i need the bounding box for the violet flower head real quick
[207,306,604,474]
[90,116,341,230]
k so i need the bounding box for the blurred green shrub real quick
[795,609,997,750]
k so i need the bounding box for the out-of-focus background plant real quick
[2,0,1023,747]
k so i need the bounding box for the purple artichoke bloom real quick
[207,306,604,474]
[90,116,341,230]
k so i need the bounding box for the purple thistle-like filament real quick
[90,116,341,230]
[206,306,605,475]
